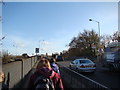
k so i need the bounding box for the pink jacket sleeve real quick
[52,73,64,90]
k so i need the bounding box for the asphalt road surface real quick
[57,60,120,89]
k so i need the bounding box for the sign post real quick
[35,48,39,55]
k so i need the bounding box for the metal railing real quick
[59,65,111,89]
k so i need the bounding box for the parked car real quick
[103,42,120,71]
[69,58,96,73]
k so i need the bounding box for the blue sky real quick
[2,2,118,55]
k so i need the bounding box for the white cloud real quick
[9,35,26,48]
[4,35,38,55]
[4,34,68,55]
[42,41,51,45]
[14,40,25,48]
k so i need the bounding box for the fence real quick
[2,57,112,89]
[2,56,38,88]
[59,65,111,89]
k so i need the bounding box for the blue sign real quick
[35,48,39,53]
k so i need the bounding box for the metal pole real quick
[97,21,100,41]
[89,19,100,38]
[39,40,40,55]
[16,45,17,56]
[13,45,17,56]
[42,40,45,54]
[89,19,101,62]
[39,40,44,55]
[97,21,101,62]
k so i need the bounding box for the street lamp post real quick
[39,40,40,55]
[39,40,44,55]
[0,36,6,45]
[13,44,17,56]
[89,18,100,38]
[89,18,101,62]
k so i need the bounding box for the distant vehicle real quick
[43,56,50,60]
[15,58,22,61]
[52,54,57,59]
[103,42,120,71]
[69,59,96,73]
[8,59,15,63]
[22,53,29,58]
[56,55,64,61]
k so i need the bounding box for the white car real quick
[69,59,96,73]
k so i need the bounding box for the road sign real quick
[35,48,39,53]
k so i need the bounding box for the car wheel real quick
[109,66,114,72]
[69,65,71,69]
[109,64,114,72]
[91,71,95,74]
[75,68,79,72]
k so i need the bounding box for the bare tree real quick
[68,30,99,57]
[113,31,120,42]
[101,34,112,47]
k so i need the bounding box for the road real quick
[57,60,120,89]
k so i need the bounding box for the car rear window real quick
[79,60,92,64]
[57,56,62,59]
